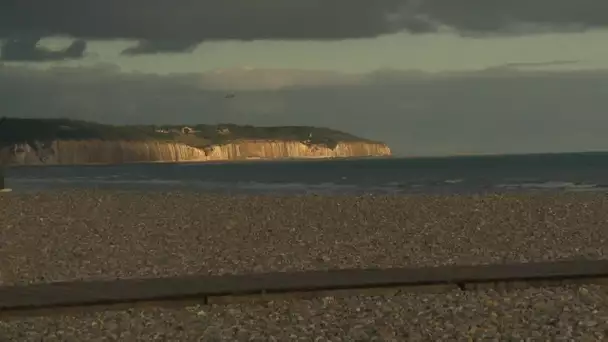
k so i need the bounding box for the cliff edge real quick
[0,118,391,165]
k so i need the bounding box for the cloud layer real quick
[0,35,86,61]
[121,40,200,55]
[2,64,608,155]
[1,0,606,43]
[197,67,362,90]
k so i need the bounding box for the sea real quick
[4,152,608,195]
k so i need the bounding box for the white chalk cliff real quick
[0,139,391,165]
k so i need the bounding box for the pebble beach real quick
[1,190,608,340]
[2,285,607,341]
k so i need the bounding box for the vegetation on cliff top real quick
[0,118,379,150]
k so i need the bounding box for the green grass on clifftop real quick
[0,118,379,150]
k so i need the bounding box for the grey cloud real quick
[481,60,581,72]
[1,65,608,156]
[0,0,405,42]
[196,68,363,90]
[499,60,580,68]
[417,0,607,35]
[0,0,605,46]
[121,40,200,55]
[0,35,86,61]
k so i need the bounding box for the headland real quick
[0,118,391,165]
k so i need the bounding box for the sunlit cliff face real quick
[1,140,391,165]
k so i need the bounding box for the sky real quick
[1,0,608,156]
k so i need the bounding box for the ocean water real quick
[4,152,608,195]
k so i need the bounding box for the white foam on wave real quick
[9,176,608,195]
[6,177,408,195]
[8,178,183,185]
[496,181,598,190]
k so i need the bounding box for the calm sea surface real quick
[5,153,608,195]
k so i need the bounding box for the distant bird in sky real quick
[225,93,236,99]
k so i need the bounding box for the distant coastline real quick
[0,118,392,165]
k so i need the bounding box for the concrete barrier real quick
[0,259,607,317]
[0,168,10,193]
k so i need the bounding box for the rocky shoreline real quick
[1,191,606,286]
[2,285,607,340]
[1,190,607,339]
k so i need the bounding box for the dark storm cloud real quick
[2,65,608,155]
[0,0,606,44]
[0,0,406,41]
[121,40,200,55]
[417,0,607,35]
[0,36,86,61]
